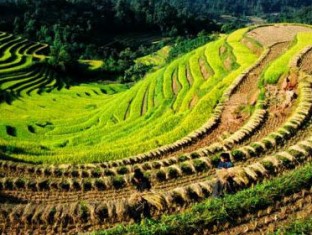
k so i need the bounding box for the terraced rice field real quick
[1,24,312,234]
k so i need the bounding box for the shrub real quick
[250,143,264,155]
[73,181,82,191]
[168,167,179,179]
[44,168,52,176]
[171,191,185,205]
[38,179,50,190]
[211,155,220,167]
[15,178,26,189]
[48,207,56,224]
[82,170,90,178]
[231,149,246,161]
[54,168,63,177]
[4,179,14,190]
[112,176,125,189]
[178,155,190,162]
[79,202,90,223]
[71,170,80,177]
[83,180,93,191]
[181,163,194,175]
[277,156,295,169]
[104,169,115,176]
[28,181,38,191]
[91,168,102,177]
[96,204,109,221]
[186,187,200,201]
[263,139,273,149]
[190,152,200,159]
[261,161,275,173]
[156,169,166,182]
[193,159,209,172]
[117,166,129,175]
[95,179,106,191]
[60,180,70,191]
[151,161,162,169]
[142,163,152,170]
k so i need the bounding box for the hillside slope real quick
[1,24,312,234]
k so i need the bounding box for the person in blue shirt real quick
[213,152,235,197]
[217,152,234,169]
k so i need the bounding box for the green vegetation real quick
[264,32,312,84]
[96,162,312,235]
[1,23,312,235]
[273,217,312,234]
[0,26,260,164]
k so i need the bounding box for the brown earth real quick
[247,25,312,47]
[168,42,290,155]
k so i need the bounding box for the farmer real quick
[212,152,235,197]
[217,152,234,169]
[131,168,151,192]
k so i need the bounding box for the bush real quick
[178,155,190,162]
[168,167,180,179]
[117,166,129,175]
[79,202,90,223]
[181,163,194,175]
[112,176,125,189]
[15,178,26,189]
[60,180,70,191]
[38,179,50,190]
[83,180,93,191]
[54,168,63,177]
[95,179,106,191]
[104,169,115,176]
[4,179,14,190]
[250,143,264,155]
[151,161,162,169]
[231,149,246,161]
[71,170,80,177]
[44,168,52,176]
[190,152,201,159]
[193,159,209,172]
[28,181,38,191]
[82,170,90,178]
[73,181,82,191]
[96,205,109,221]
[91,168,102,177]
[261,161,275,173]
[156,170,166,182]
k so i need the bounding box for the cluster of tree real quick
[268,6,312,24]
[0,0,311,81]
[0,0,219,77]
[167,32,216,63]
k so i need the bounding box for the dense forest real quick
[0,0,311,81]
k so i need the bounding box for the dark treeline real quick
[0,0,218,58]
[0,0,311,82]
[0,0,219,81]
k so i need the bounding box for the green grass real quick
[273,217,312,234]
[0,25,311,164]
[136,46,171,68]
[264,32,312,84]
[94,162,312,235]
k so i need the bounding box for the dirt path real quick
[300,48,312,75]
[247,25,312,47]
[166,42,290,156]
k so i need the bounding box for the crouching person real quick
[212,152,235,197]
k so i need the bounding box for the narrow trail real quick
[300,48,312,75]
[164,42,290,156]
